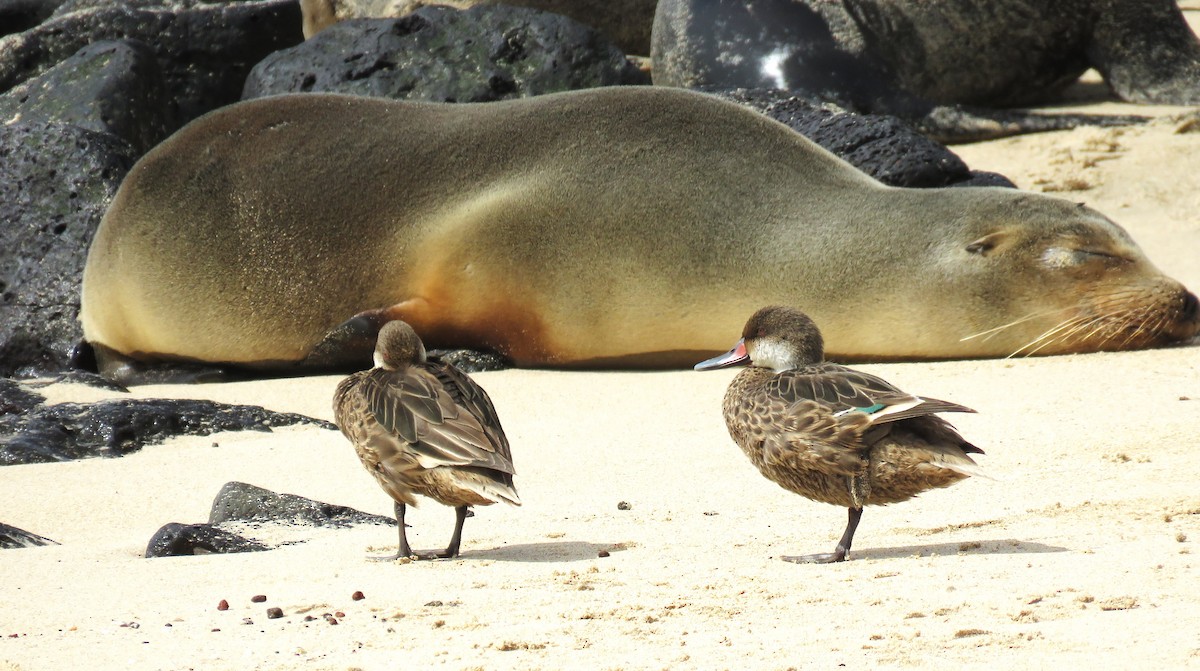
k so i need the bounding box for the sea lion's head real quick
[951,193,1199,357]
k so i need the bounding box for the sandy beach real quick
[4,32,1200,671]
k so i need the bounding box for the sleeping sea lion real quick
[79,87,1199,383]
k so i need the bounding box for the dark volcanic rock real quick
[0,522,58,548]
[0,121,137,379]
[39,370,130,393]
[0,0,303,129]
[146,482,394,556]
[52,0,213,13]
[209,481,396,528]
[145,522,269,557]
[0,0,67,36]
[650,0,1149,143]
[243,5,647,102]
[0,40,172,154]
[0,378,45,416]
[428,349,511,373]
[301,0,658,56]
[714,88,1016,189]
[0,396,337,465]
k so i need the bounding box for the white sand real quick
[4,40,1200,671]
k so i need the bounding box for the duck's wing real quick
[749,364,979,477]
[768,363,975,424]
[361,365,517,476]
[426,358,515,464]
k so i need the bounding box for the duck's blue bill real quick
[694,338,749,370]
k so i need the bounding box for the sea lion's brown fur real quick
[79,88,1199,382]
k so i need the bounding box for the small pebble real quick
[267,608,283,619]
[335,611,346,618]
[217,599,229,611]
[598,550,611,558]
[617,501,631,511]
[251,595,267,603]
[352,591,365,601]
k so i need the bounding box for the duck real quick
[695,305,985,563]
[333,320,520,560]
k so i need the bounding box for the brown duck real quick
[695,306,985,563]
[333,320,520,560]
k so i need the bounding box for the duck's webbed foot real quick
[380,505,468,561]
[781,507,862,565]
[781,547,850,564]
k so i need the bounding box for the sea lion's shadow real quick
[849,538,1068,561]
[464,541,627,563]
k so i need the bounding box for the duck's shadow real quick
[837,538,1068,562]
[463,541,627,563]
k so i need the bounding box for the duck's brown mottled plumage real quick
[697,306,984,563]
[333,320,519,560]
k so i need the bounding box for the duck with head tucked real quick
[334,320,520,561]
[696,306,986,563]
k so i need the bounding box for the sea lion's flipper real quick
[304,310,391,370]
[86,342,235,385]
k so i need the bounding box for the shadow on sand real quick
[811,538,1069,562]
[461,540,633,563]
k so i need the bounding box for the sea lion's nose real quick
[1181,290,1199,320]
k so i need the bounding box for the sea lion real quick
[652,0,1200,108]
[79,87,1199,383]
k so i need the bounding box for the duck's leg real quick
[783,507,863,564]
[372,501,417,561]
[432,505,470,559]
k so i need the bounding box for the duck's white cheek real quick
[751,339,796,372]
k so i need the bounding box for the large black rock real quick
[145,522,268,557]
[0,0,66,36]
[0,392,337,465]
[209,481,396,528]
[0,0,303,128]
[0,39,171,154]
[0,121,136,379]
[714,89,1014,189]
[244,5,648,102]
[145,482,396,557]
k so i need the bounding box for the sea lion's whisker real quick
[1007,315,1092,357]
[1113,311,1165,349]
[1021,318,1097,356]
[960,307,1076,342]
